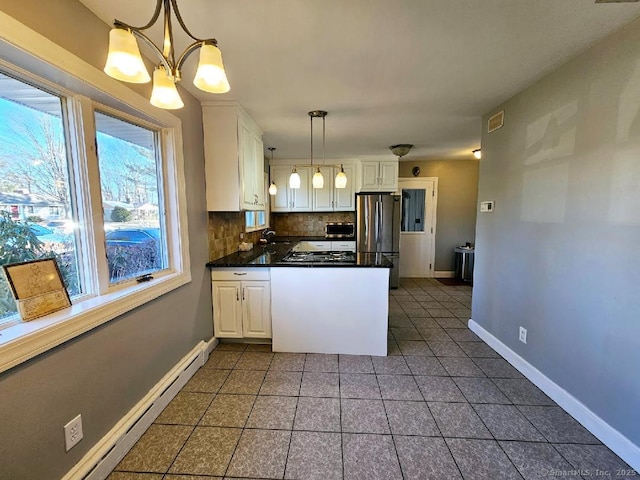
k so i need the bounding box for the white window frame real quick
[244,172,270,232]
[0,11,191,373]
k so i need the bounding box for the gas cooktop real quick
[282,251,356,263]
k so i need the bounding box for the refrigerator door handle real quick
[376,200,383,252]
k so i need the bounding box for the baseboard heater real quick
[63,338,218,480]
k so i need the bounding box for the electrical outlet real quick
[519,327,527,344]
[64,414,83,451]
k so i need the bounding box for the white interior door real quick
[398,178,437,278]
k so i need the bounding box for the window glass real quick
[94,111,166,283]
[0,72,81,322]
[401,188,426,232]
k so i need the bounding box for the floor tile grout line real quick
[374,366,406,479]
[220,354,271,479]
[337,354,345,480]
[281,386,300,480]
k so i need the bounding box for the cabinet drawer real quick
[292,241,332,252]
[212,268,270,281]
[331,241,356,252]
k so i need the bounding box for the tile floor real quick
[108,278,636,480]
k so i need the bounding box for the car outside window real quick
[94,111,167,284]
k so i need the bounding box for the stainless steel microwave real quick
[325,222,355,238]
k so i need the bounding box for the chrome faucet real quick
[261,230,276,241]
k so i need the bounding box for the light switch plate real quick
[480,201,495,213]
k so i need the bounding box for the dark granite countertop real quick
[206,239,391,268]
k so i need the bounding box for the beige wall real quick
[399,160,479,271]
[0,2,212,479]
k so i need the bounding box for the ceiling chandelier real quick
[103,0,230,110]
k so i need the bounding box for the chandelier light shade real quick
[289,166,301,189]
[268,147,277,196]
[473,149,482,159]
[335,164,347,189]
[104,0,230,109]
[193,44,230,93]
[103,29,150,83]
[150,67,184,109]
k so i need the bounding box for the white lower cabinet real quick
[212,269,271,338]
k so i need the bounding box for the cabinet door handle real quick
[242,287,245,301]
[236,287,239,301]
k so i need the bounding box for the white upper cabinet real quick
[203,103,265,211]
[271,162,356,212]
[270,165,312,212]
[312,164,356,212]
[359,159,399,192]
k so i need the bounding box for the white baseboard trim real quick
[468,319,640,472]
[63,337,218,480]
[434,270,455,278]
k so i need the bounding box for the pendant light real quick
[104,0,230,110]
[335,164,347,189]
[310,110,327,189]
[289,166,301,189]
[268,147,277,196]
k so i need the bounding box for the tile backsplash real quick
[208,212,262,261]
[208,211,356,260]
[272,212,355,236]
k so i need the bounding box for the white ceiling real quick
[78,0,640,161]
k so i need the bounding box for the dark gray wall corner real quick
[474,18,640,446]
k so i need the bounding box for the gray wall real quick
[0,2,213,479]
[399,160,479,271]
[474,18,640,446]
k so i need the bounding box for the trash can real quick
[454,246,475,282]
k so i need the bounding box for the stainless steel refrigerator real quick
[356,193,401,288]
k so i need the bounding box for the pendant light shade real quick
[193,43,231,93]
[104,28,150,83]
[150,67,184,110]
[289,166,301,189]
[312,167,324,189]
[335,165,347,189]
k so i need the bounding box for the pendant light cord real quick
[322,114,326,166]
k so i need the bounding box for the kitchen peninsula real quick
[207,241,391,355]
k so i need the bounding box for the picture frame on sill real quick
[2,258,71,322]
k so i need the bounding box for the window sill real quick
[0,271,191,374]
